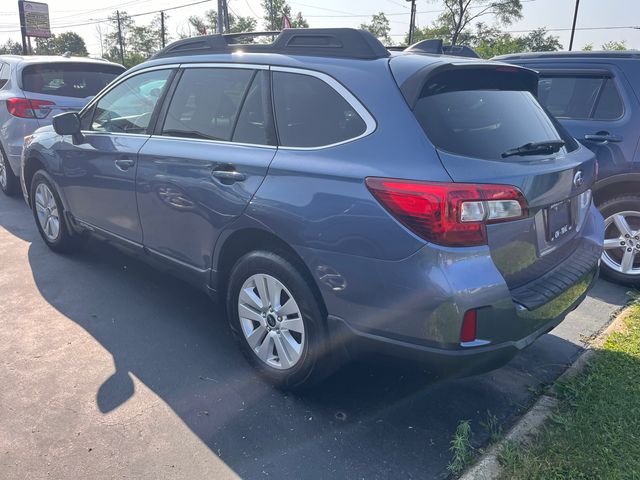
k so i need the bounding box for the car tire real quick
[599,195,640,286]
[0,145,20,197]
[226,250,332,390]
[30,170,80,253]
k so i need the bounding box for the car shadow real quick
[1,195,624,479]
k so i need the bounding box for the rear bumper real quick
[327,266,598,377]
[300,204,603,376]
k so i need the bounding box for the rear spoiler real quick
[398,62,540,109]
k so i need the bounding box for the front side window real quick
[538,75,623,120]
[272,71,367,148]
[90,69,172,134]
[161,68,254,141]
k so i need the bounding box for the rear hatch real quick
[19,62,125,125]
[390,58,598,291]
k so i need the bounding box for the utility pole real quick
[407,0,417,45]
[18,0,28,55]
[569,0,580,51]
[217,0,224,34]
[116,11,125,65]
[270,0,275,31]
[222,0,230,33]
[160,11,166,48]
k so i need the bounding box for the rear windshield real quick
[22,63,124,99]
[413,71,578,160]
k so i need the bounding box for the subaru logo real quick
[573,170,584,188]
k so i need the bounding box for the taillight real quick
[460,309,477,343]
[365,178,528,247]
[6,98,55,119]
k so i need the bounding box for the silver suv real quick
[0,55,124,195]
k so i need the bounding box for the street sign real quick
[20,1,51,38]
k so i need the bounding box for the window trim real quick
[78,62,377,149]
[271,66,377,150]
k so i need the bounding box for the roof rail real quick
[152,28,390,60]
[405,39,480,58]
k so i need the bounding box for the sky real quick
[0,0,639,56]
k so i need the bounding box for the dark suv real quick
[497,51,640,284]
[22,30,603,388]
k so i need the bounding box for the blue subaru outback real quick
[22,29,603,388]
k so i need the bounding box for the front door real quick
[136,67,277,271]
[58,69,174,243]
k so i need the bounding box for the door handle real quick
[211,169,246,183]
[114,158,135,171]
[583,132,622,143]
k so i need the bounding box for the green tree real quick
[188,9,257,35]
[469,24,520,58]
[103,11,162,67]
[360,12,392,45]
[36,32,88,56]
[433,0,523,45]
[0,39,23,55]
[290,11,309,28]
[582,42,594,51]
[602,40,627,50]
[261,0,307,30]
[404,24,451,45]
[519,27,562,52]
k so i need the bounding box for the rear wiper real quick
[501,140,565,158]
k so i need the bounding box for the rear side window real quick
[593,79,624,120]
[272,71,366,148]
[232,71,276,146]
[22,63,124,98]
[538,76,623,120]
[414,89,570,160]
[162,68,254,142]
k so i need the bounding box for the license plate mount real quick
[547,200,573,242]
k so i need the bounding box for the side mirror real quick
[52,112,83,144]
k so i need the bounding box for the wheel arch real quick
[213,225,328,319]
[22,154,48,208]
[24,158,76,235]
[593,173,640,206]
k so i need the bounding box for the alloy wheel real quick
[34,183,61,242]
[602,211,640,276]
[238,273,305,370]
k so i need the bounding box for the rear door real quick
[136,65,277,273]
[531,64,639,180]
[402,63,597,288]
[20,62,125,124]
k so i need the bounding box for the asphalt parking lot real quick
[0,191,629,480]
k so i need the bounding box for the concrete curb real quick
[460,305,631,480]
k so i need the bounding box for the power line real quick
[0,0,212,33]
[388,24,640,37]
